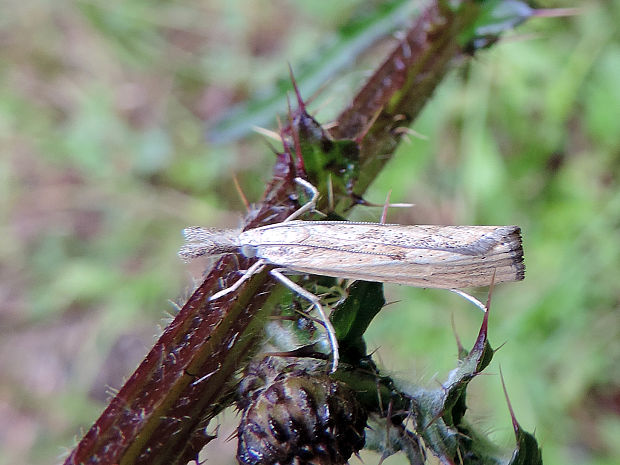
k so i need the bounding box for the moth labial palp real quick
[178,178,525,373]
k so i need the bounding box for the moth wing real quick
[243,222,523,288]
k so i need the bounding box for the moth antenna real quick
[284,177,320,222]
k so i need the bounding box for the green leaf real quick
[330,280,385,362]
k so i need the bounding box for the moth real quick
[179,178,525,372]
[179,221,524,289]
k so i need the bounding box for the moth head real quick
[239,244,258,258]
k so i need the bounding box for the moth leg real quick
[284,177,320,222]
[209,260,266,301]
[449,289,488,313]
[269,269,339,373]
[448,269,496,313]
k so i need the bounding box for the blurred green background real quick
[1,1,618,464]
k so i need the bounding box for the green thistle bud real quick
[237,357,367,465]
